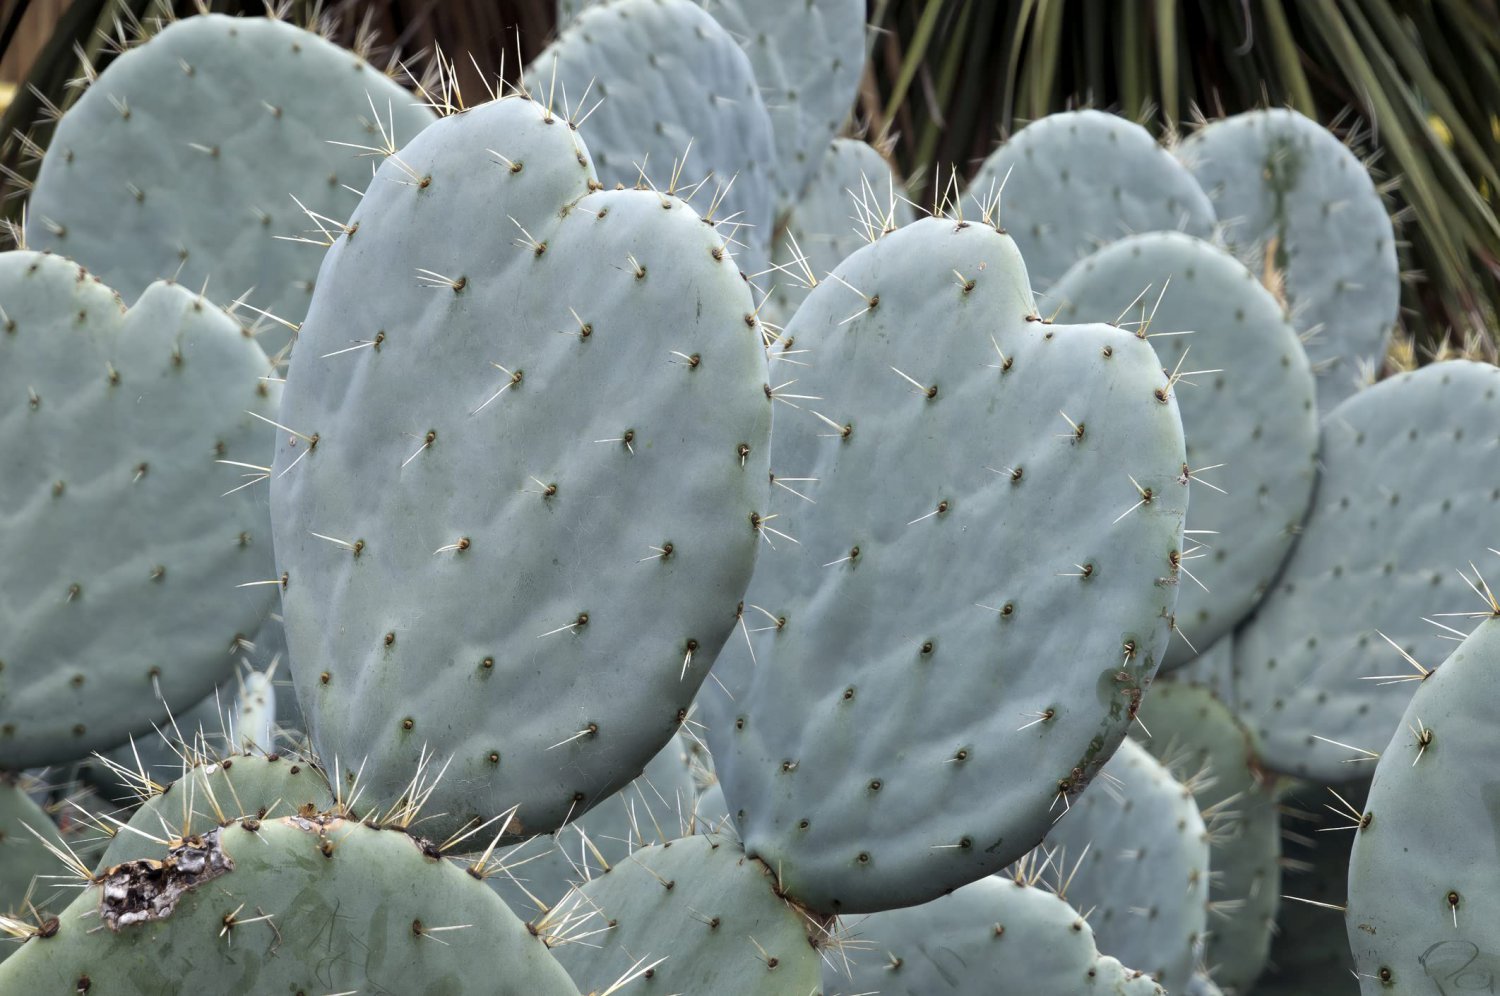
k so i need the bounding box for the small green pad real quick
[1346,616,1500,995]
[27,13,435,355]
[1177,109,1399,407]
[838,874,1165,994]
[1135,680,1280,994]
[966,109,1216,291]
[0,251,279,769]
[490,732,698,918]
[95,753,335,869]
[1042,738,1210,994]
[768,137,915,324]
[0,777,69,924]
[544,832,826,995]
[534,0,777,278]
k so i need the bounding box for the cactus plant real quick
[836,868,1165,994]
[0,811,580,994]
[768,137,916,324]
[1135,680,1281,994]
[543,832,828,994]
[1041,737,1210,994]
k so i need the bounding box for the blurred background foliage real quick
[2,0,1498,356]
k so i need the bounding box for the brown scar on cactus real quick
[96,828,234,931]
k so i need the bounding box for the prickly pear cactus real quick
[534,0,777,279]
[769,137,915,323]
[0,252,280,769]
[1176,108,1399,407]
[1052,231,1319,666]
[837,872,1165,994]
[26,13,435,355]
[1231,360,1500,782]
[705,214,1188,913]
[965,110,1216,291]
[1041,737,1210,994]
[0,814,579,994]
[271,93,772,843]
[1346,615,1500,995]
[544,832,827,995]
[1135,681,1280,994]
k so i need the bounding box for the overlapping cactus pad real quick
[271,93,772,843]
[839,872,1166,994]
[1346,615,1500,995]
[0,814,578,994]
[707,215,1188,913]
[27,14,435,353]
[0,251,280,769]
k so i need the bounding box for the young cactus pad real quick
[553,0,864,213]
[837,872,1165,995]
[543,832,827,995]
[270,93,772,844]
[1231,360,1500,782]
[1176,108,1399,407]
[1040,737,1210,995]
[0,815,579,995]
[965,109,1216,291]
[533,0,777,279]
[694,0,866,211]
[1345,614,1500,995]
[25,13,436,354]
[1051,231,1319,667]
[1134,680,1280,994]
[768,137,916,323]
[0,252,280,769]
[705,215,1189,914]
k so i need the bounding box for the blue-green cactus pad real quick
[0,251,279,769]
[1346,616,1500,995]
[535,0,777,279]
[0,815,577,994]
[1042,737,1209,993]
[271,94,771,843]
[1176,109,1399,407]
[966,109,1216,291]
[545,832,826,995]
[706,215,1188,913]
[1052,232,1319,667]
[837,874,1165,994]
[27,13,435,354]
[1231,360,1500,782]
